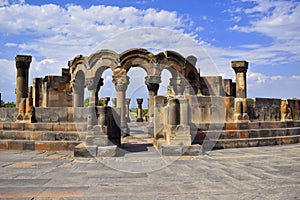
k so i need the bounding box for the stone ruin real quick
[0,48,299,157]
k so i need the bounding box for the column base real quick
[74,143,118,157]
[136,118,144,122]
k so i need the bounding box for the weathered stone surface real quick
[97,145,117,157]
[74,143,97,157]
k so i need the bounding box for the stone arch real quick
[87,49,119,71]
[119,48,155,75]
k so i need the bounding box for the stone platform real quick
[0,144,299,199]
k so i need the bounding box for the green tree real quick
[0,100,4,107]
[4,101,16,107]
[84,98,103,107]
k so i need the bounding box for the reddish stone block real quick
[30,132,42,140]
[0,140,8,150]
[0,123,3,130]
[35,142,51,151]
[34,124,53,131]
[67,142,81,151]
[238,131,248,138]
[225,123,237,130]
[50,142,67,151]
[52,124,66,131]
[67,123,77,132]
[10,123,25,131]
[248,122,259,129]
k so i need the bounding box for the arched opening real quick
[158,69,172,96]
[127,67,148,122]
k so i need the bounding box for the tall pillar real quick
[86,77,98,128]
[113,75,130,136]
[136,98,144,122]
[232,61,248,98]
[125,98,131,122]
[15,55,32,108]
[145,75,161,123]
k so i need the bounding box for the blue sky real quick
[0,0,299,105]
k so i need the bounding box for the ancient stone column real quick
[113,75,130,136]
[145,75,161,123]
[178,98,189,126]
[15,55,32,108]
[125,98,131,122]
[232,61,248,98]
[86,77,98,128]
[101,97,110,106]
[136,98,144,122]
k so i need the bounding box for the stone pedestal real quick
[232,61,248,98]
[125,98,131,122]
[234,98,249,121]
[15,55,32,108]
[136,98,144,122]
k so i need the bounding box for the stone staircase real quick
[193,121,300,150]
[0,122,87,151]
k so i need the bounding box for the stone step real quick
[193,127,300,143]
[0,122,87,132]
[0,130,87,141]
[206,135,300,149]
[196,120,300,131]
[0,139,81,151]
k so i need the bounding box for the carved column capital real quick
[113,75,130,92]
[232,61,248,74]
[15,55,32,69]
[85,77,104,91]
[145,75,161,92]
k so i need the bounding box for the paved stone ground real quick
[0,122,299,199]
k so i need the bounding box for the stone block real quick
[67,142,80,151]
[258,138,276,146]
[8,141,23,150]
[23,141,35,150]
[225,131,238,139]
[237,140,249,148]
[160,145,201,156]
[0,140,8,150]
[238,130,248,138]
[248,122,259,129]
[52,124,66,131]
[34,124,53,131]
[10,123,25,131]
[74,143,97,157]
[2,131,16,139]
[218,140,238,149]
[55,132,78,141]
[41,132,55,141]
[35,142,51,151]
[97,145,117,157]
[3,123,11,130]
[259,130,270,137]
[0,123,3,130]
[25,123,35,131]
[50,142,67,151]
[248,130,259,138]
[248,139,259,147]
[30,132,42,140]
[67,123,77,131]
[225,123,237,130]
